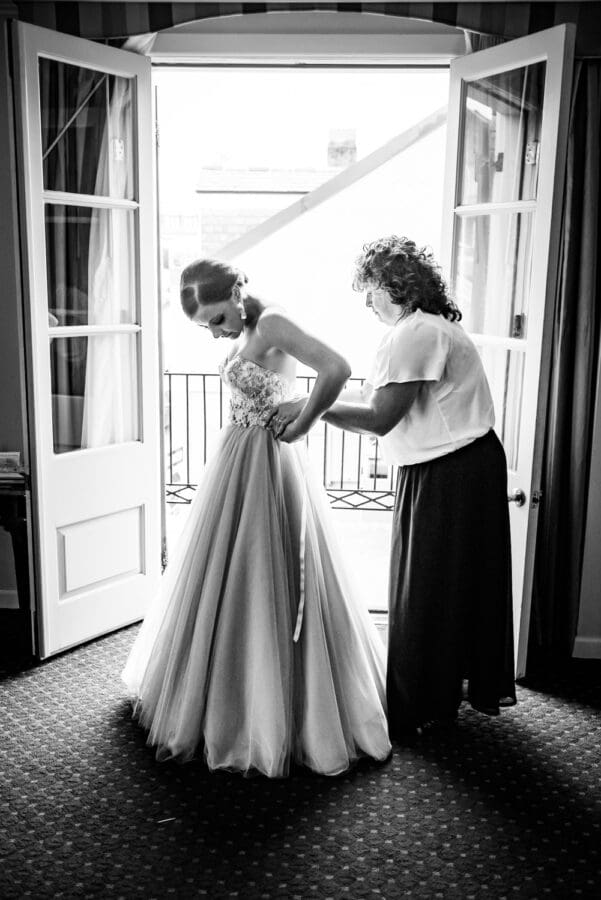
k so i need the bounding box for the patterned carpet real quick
[1,626,601,899]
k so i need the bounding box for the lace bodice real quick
[220,355,295,428]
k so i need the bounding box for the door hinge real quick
[525,140,540,166]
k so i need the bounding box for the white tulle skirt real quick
[122,424,391,777]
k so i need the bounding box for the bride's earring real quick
[233,283,247,321]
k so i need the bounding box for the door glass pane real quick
[45,205,136,326]
[39,58,134,199]
[50,334,139,453]
[477,344,525,470]
[453,211,533,338]
[459,62,546,205]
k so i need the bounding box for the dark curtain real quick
[465,32,506,52]
[11,2,601,56]
[528,61,601,670]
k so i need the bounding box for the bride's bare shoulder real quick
[255,305,297,336]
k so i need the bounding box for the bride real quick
[122,258,391,777]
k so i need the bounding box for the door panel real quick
[45,205,138,325]
[14,22,161,657]
[458,62,546,204]
[58,506,144,595]
[441,25,575,676]
[454,209,535,337]
[39,58,135,199]
[49,333,140,452]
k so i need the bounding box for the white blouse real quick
[369,309,495,466]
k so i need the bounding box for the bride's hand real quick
[266,398,307,438]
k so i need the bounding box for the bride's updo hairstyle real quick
[353,235,461,322]
[180,258,247,320]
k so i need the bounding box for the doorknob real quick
[507,488,526,507]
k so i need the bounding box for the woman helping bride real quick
[122,258,391,777]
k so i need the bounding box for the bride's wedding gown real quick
[122,355,391,776]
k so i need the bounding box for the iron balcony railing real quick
[164,372,396,511]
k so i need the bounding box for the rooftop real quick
[196,167,340,195]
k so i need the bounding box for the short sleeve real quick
[371,317,450,388]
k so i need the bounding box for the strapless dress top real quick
[219,355,295,428]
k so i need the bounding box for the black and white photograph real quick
[1,2,600,897]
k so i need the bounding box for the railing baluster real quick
[305,376,311,449]
[202,374,207,464]
[185,373,190,486]
[168,372,173,485]
[219,376,223,429]
[373,439,380,491]
[164,371,394,511]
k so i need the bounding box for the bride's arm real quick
[257,309,350,441]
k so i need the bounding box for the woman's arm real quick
[323,381,421,436]
[340,381,373,404]
[257,309,351,440]
[266,379,372,438]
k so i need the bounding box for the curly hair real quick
[352,236,461,322]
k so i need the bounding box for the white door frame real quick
[150,23,574,677]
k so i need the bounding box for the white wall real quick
[163,10,463,36]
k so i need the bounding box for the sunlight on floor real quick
[330,509,391,611]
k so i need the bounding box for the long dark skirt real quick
[387,429,516,735]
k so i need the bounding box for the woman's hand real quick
[265,398,307,438]
[278,420,307,444]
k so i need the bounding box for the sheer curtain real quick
[41,61,103,452]
[82,77,137,448]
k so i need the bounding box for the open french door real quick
[441,25,575,676]
[14,22,161,658]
